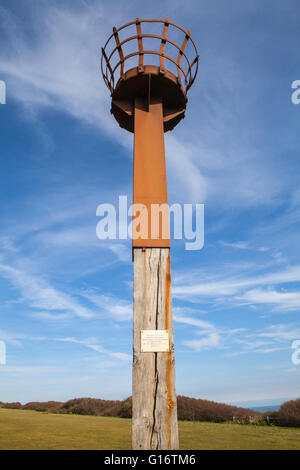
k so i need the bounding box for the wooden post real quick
[132,247,179,450]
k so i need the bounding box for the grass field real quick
[0,408,300,450]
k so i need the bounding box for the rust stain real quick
[165,251,175,449]
[142,248,146,290]
[164,251,171,331]
[142,248,147,324]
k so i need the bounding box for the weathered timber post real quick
[101,17,199,450]
[133,248,177,449]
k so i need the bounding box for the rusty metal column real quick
[132,97,179,450]
[132,97,170,247]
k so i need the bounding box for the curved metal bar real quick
[136,18,144,71]
[160,17,169,72]
[177,30,190,85]
[186,55,199,91]
[113,27,125,79]
[101,47,114,92]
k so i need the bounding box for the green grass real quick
[0,408,300,450]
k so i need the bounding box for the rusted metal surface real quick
[110,64,187,132]
[101,17,199,133]
[133,97,170,248]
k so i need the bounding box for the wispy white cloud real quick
[56,336,131,362]
[238,288,300,312]
[227,323,300,357]
[219,240,250,250]
[173,306,207,316]
[0,263,95,318]
[82,290,132,322]
[0,259,134,323]
[184,333,221,352]
[257,324,300,343]
[0,329,24,347]
[174,305,300,356]
[0,3,122,139]
[174,314,216,332]
[174,312,243,352]
[219,240,269,252]
[165,135,208,203]
[33,226,130,262]
[173,265,300,308]
[30,312,71,321]
[35,226,95,247]
[106,243,131,263]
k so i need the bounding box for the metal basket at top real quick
[101,17,199,94]
[101,18,199,132]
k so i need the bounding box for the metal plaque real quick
[141,330,170,352]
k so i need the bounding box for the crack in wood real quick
[150,251,160,449]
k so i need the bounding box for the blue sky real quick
[0,0,300,407]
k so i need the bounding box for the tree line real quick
[1,396,299,427]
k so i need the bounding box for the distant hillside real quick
[0,396,261,423]
[1,396,299,426]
